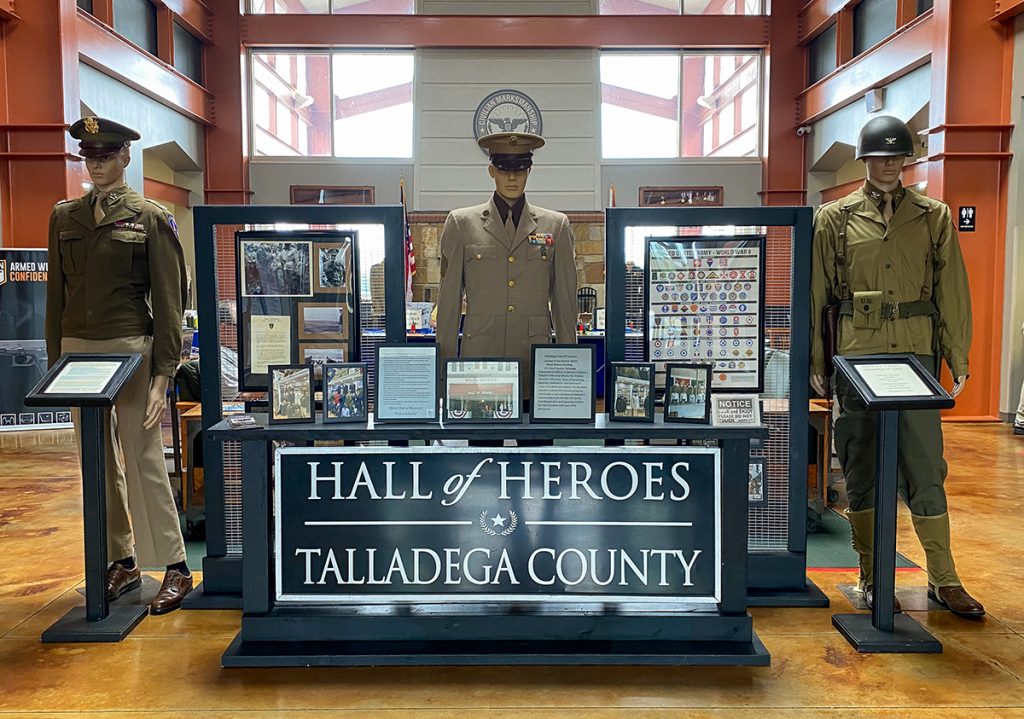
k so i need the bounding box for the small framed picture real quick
[268,364,315,425]
[594,307,605,331]
[239,239,313,297]
[609,362,655,422]
[711,394,762,427]
[663,363,712,424]
[530,344,595,424]
[748,457,766,505]
[445,359,521,423]
[323,363,368,423]
[314,242,349,294]
[298,302,347,341]
[299,342,347,366]
[374,344,439,423]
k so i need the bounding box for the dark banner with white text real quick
[274,446,721,604]
[0,250,69,430]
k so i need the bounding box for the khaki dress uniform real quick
[46,183,188,568]
[810,182,971,590]
[437,197,578,390]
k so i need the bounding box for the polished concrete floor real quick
[2,424,1024,717]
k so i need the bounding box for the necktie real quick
[93,192,108,225]
[882,192,894,226]
[504,212,516,239]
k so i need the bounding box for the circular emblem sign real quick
[474,89,543,149]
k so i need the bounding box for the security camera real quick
[796,125,813,137]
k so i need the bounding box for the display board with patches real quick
[644,237,766,393]
[236,230,358,392]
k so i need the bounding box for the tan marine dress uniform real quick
[437,133,577,391]
[46,117,189,611]
[810,115,983,618]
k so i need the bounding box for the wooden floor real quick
[2,424,1024,717]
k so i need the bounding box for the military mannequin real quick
[810,115,984,618]
[46,117,192,614]
[437,132,577,396]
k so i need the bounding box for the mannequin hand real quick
[810,374,827,398]
[143,375,170,430]
[952,375,967,399]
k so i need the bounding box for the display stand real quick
[209,415,769,668]
[830,354,950,653]
[25,352,147,642]
[605,206,827,608]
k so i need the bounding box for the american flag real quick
[400,177,415,302]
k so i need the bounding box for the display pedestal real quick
[26,354,146,643]
[830,356,952,654]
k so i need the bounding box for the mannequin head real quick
[488,164,531,202]
[863,155,905,192]
[85,145,131,192]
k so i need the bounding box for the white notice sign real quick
[857,363,933,398]
[45,361,121,395]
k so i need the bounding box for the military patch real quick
[167,214,178,238]
[528,233,554,246]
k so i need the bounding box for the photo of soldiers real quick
[270,365,313,423]
[316,244,348,292]
[324,364,366,422]
[665,363,710,422]
[611,364,653,420]
[240,240,312,297]
[748,460,765,503]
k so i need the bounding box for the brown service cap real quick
[68,116,141,158]
[477,132,545,171]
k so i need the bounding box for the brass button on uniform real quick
[475,253,482,260]
[508,255,516,263]
[508,280,516,288]
[507,304,516,313]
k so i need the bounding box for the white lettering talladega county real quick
[294,546,702,588]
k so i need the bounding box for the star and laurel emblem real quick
[479,510,518,536]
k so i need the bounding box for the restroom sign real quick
[958,206,976,233]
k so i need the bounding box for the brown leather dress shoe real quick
[864,585,902,613]
[149,569,193,615]
[105,563,142,601]
[929,584,985,618]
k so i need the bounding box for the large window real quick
[600,0,762,15]
[251,51,414,158]
[249,0,413,13]
[601,51,761,159]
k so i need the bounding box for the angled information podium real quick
[25,352,145,642]
[831,354,952,654]
[209,415,770,667]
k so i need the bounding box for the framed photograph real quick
[594,307,605,331]
[444,359,521,423]
[268,364,315,425]
[298,302,347,341]
[645,236,767,393]
[239,239,313,297]
[374,344,439,423]
[663,363,712,424]
[323,363,368,423]
[609,362,655,422]
[299,343,347,367]
[314,242,349,294]
[530,344,596,424]
[711,394,762,427]
[27,353,142,407]
[748,457,766,505]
